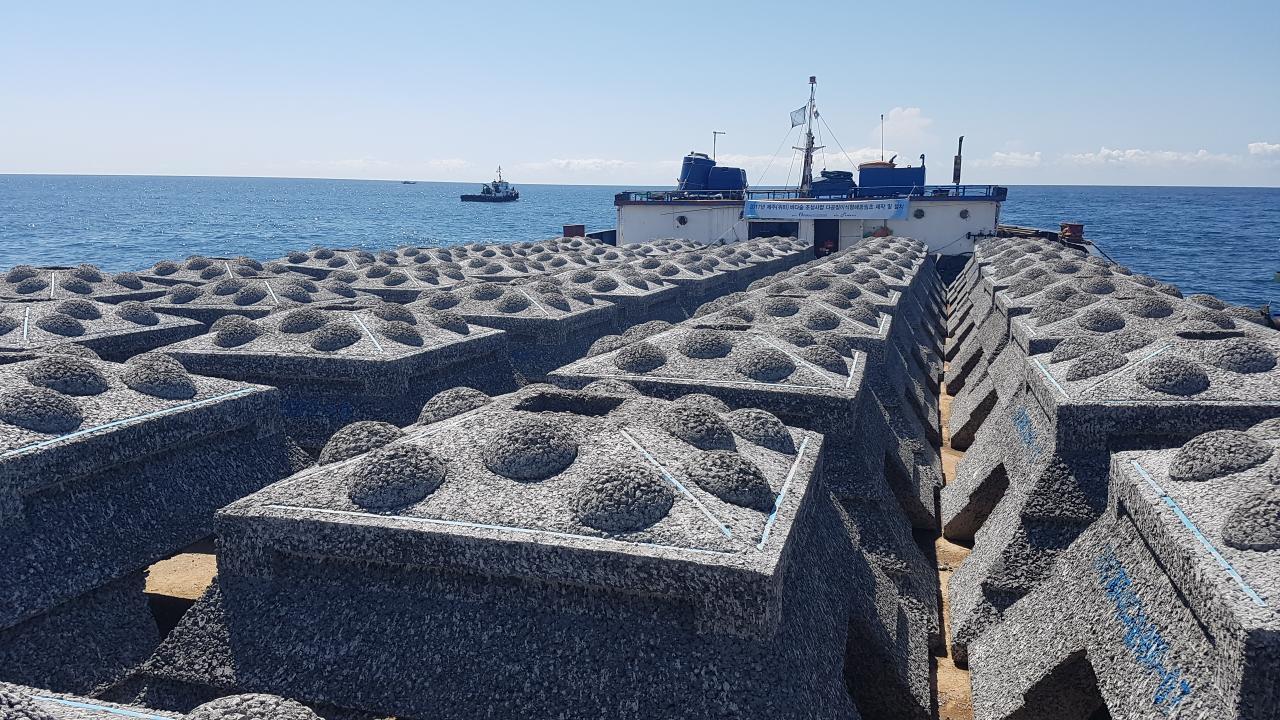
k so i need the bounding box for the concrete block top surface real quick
[0,352,274,494]
[149,275,370,312]
[1025,330,1280,410]
[412,282,615,323]
[0,264,169,302]
[161,304,503,370]
[1112,418,1280,630]
[547,266,680,301]
[137,255,283,285]
[554,320,866,401]
[0,299,203,351]
[222,386,823,625]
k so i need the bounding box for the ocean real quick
[0,175,1275,308]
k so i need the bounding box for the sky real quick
[2,1,1278,187]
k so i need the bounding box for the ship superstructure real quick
[614,76,1007,256]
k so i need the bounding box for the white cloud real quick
[977,151,1043,169]
[427,158,470,170]
[308,156,391,170]
[869,107,933,147]
[1248,141,1280,156]
[1062,147,1237,166]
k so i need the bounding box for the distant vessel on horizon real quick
[401,180,417,184]
[461,167,519,202]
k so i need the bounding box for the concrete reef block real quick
[0,265,170,304]
[551,266,686,326]
[0,300,204,362]
[138,386,873,720]
[411,284,618,377]
[0,355,296,630]
[163,305,515,450]
[968,421,1280,719]
[148,277,368,326]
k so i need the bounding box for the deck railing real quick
[746,185,1008,201]
[616,185,1007,204]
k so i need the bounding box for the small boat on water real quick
[461,167,519,202]
[401,180,417,184]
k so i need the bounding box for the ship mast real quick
[797,75,820,197]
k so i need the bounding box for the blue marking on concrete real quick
[620,427,732,538]
[1094,546,1194,714]
[1132,461,1267,607]
[1032,358,1070,400]
[34,696,172,719]
[844,353,861,389]
[1011,405,1041,460]
[265,504,731,556]
[758,434,809,549]
[351,314,385,353]
[0,388,258,458]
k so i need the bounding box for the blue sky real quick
[2,1,1277,186]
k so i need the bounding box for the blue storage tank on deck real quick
[706,166,747,192]
[810,169,854,198]
[857,161,926,195]
[678,153,715,191]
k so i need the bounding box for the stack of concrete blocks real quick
[0,352,297,694]
[968,420,1280,719]
[0,299,204,362]
[549,306,937,719]
[944,238,1190,450]
[149,277,370,326]
[0,264,170,304]
[551,266,686,326]
[129,384,901,719]
[162,304,515,451]
[942,240,1280,666]
[412,283,617,377]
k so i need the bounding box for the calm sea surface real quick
[1,175,1276,307]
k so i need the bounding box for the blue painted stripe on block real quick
[1132,461,1267,607]
[620,428,732,538]
[758,433,809,549]
[35,696,173,719]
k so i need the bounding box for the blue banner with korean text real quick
[744,198,910,220]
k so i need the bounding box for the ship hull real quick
[460,194,519,202]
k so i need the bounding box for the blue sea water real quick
[0,175,1276,307]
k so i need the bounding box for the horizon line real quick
[1,171,1279,191]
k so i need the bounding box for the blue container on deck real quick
[857,161,926,195]
[677,153,715,191]
[706,166,747,192]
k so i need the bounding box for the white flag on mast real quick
[790,106,807,128]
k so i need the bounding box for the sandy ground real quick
[934,353,976,719]
[145,538,218,600]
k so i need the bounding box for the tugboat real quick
[461,167,520,202]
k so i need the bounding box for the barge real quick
[0,79,1276,720]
